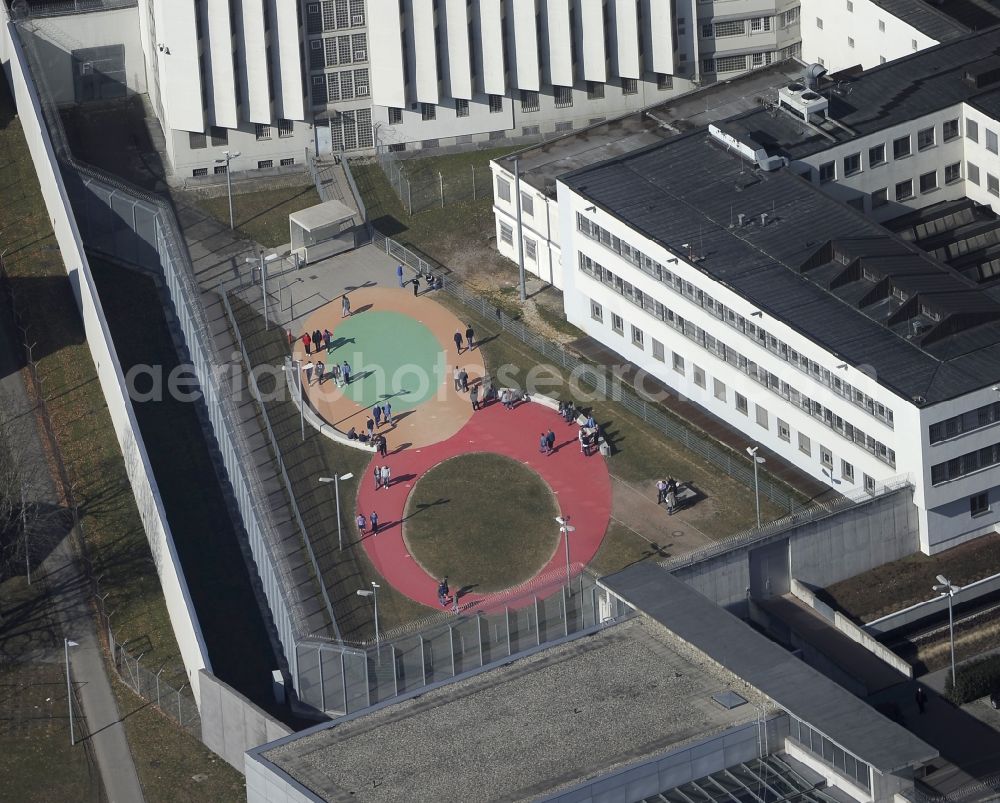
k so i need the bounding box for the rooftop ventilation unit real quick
[778,83,829,123]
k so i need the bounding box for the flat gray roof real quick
[600,564,938,774]
[262,618,767,803]
[868,0,974,41]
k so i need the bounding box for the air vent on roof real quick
[778,83,829,123]
[964,57,1000,89]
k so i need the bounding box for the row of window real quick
[703,51,774,74]
[191,157,294,177]
[304,0,365,35]
[931,441,1000,486]
[189,126,228,150]
[311,69,370,105]
[930,401,1000,444]
[498,222,540,262]
[307,33,367,70]
[789,717,871,792]
[701,16,772,39]
[317,108,374,152]
[579,253,896,468]
[816,5,899,40]
[574,213,895,427]
[254,120,294,141]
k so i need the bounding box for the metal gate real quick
[72,45,126,102]
[315,118,332,155]
[748,539,790,600]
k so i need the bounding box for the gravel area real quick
[266,618,765,802]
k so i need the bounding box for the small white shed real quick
[289,200,358,264]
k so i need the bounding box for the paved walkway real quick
[0,308,144,802]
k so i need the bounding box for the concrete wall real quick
[198,670,291,773]
[0,13,211,700]
[674,487,919,614]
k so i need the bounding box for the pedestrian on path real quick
[330,362,342,387]
[578,427,587,454]
[459,368,469,392]
[366,416,375,439]
[370,510,379,535]
[323,328,332,351]
[382,401,392,426]
[546,429,556,453]
[438,578,450,607]
[315,360,325,384]
[302,331,312,355]
[356,512,367,536]
[378,434,388,458]
[454,331,463,353]
[397,264,405,287]
[539,432,550,455]
[380,464,391,488]
[453,365,461,392]
[373,404,382,427]
[656,479,667,505]
[313,329,322,351]
[342,294,351,317]
[471,385,479,411]
[465,324,475,351]
[303,362,314,385]
[412,276,420,296]
[665,478,677,516]
[915,686,927,714]
[374,464,382,490]
[342,360,352,384]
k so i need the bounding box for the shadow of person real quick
[456,584,478,600]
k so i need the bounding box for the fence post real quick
[472,164,477,200]
[177,684,186,726]
[439,171,444,208]
[406,178,412,215]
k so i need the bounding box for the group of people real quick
[452,325,476,354]
[302,358,351,387]
[301,328,333,355]
[655,477,681,515]
[356,510,379,536]
[372,463,392,490]
[397,264,443,295]
[346,428,388,455]
[538,429,557,455]
[437,577,461,611]
[557,400,578,423]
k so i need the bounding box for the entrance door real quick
[748,539,790,599]
[315,119,332,155]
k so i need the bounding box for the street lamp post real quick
[319,473,354,551]
[246,252,279,329]
[555,516,577,588]
[281,360,305,441]
[933,574,960,687]
[746,445,766,528]
[64,638,79,745]
[214,150,241,230]
[357,581,381,657]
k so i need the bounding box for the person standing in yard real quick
[454,331,463,354]
[373,464,382,490]
[539,432,549,455]
[302,331,312,355]
[438,578,450,608]
[313,330,322,352]
[412,276,420,296]
[459,368,469,392]
[330,362,341,387]
[453,365,462,392]
[315,360,325,385]
[465,324,475,351]
[378,434,388,458]
[342,294,351,317]
[382,401,392,426]
[373,404,382,428]
[470,385,479,411]
[915,686,927,714]
[665,479,677,516]
[397,264,405,287]
[303,361,314,385]
[380,464,391,489]
[356,512,367,536]
[323,328,332,352]
[546,429,556,453]
[370,510,379,535]
[366,416,375,439]
[656,479,667,505]
[342,360,351,384]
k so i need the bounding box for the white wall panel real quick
[239,0,271,123]
[478,0,506,95]
[442,0,473,99]
[612,0,640,79]
[272,0,304,120]
[205,0,237,128]
[581,0,606,82]
[412,0,440,103]
[544,0,573,86]
[157,0,204,132]
[644,0,675,75]
[510,0,540,90]
[369,0,407,108]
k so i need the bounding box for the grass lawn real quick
[822,533,1000,623]
[403,453,560,593]
[195,184,321,249]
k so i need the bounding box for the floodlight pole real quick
[320,473,354,551]
[934,575,959,687]
[556,516,576,589]
[215,150,241,229]
[746,445,765,528]
[64,638,78,745]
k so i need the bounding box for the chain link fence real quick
[371,147,493,215]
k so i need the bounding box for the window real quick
[515,237,532,264]
[554,85,573,107]
[818,161,836,183]
[715,55,747,72]
[715,20,745,37]
[989,129,999,154]
[455,98,469,117]
[848,37,854,48]
[388,143,406,152]
[213,165,227,175]
[920,170,938,193]
[943,119,959,141]
[841,460,854,482]
[968,162,981,185]
[389,107,402,125]
[778,419,790,442]
[587,81,605,100]
[255,123,271,140]
[917,127,934,150]
[611,313,624,335]
[277,118,293,138]
[816,17,823,29]
[591,300,603,322]
[868,143,886,167]
[522,125,540,136]
[864,474,876,494]
[990,173,1000,197]
[189,131,207,150]
[820,445,833,469]
[192,167,207,177]
[257,160,273,169]
[693,364,706,389]
[209,127,227,146]
[280,157,294,166]
[945,162,961,184]
[871,187,888,208]
[519,192,534,217]
[878,19,885,32]
[712,379,726,401]
[799,432,811,456]
[652,338,665,361]
[968,119,980,143]
[489,94,503,113]
[735,392,748,415]
[631,325,644,348]
[895,179,913,201]
[499,221,513,245]
[672,352,685,374]
[837,153,861,178]
[657,73,673,90]
[756,404,769,429]
[622,78,638,95]
[497,177,511,202]
[702,23,714,38]
[971,492,990,517]
[521,90,539,112]
[421,103,436,121]
[893,135,910,159]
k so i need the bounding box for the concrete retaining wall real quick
[866,569,1000,637]
[0,13,211,699]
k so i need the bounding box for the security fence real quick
[371,146,495,215]
[8,0,137,19]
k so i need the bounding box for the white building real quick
[492,30,1000,554]
[125,0,803,179]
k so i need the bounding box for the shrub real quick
[944,654,1000,704]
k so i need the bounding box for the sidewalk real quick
[0,306,145,802]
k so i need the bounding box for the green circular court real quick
[324,310,445,411]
